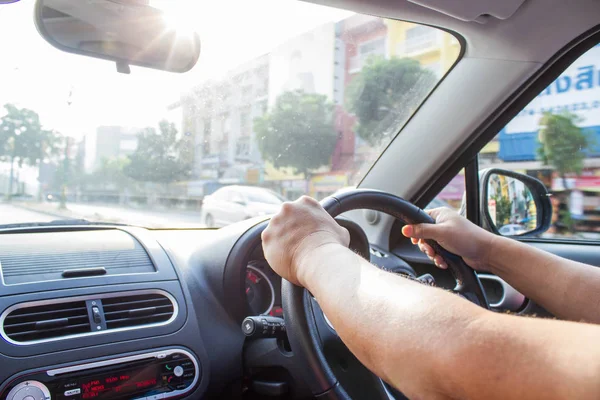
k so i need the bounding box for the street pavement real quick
[0,203,65,225]
[0,202,206,228]
[65,203,205,228]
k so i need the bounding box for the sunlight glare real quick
[151,0,199,37]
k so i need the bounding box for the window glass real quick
[427,170,465,213]
[0,1,459,229]
[479,44,600,240]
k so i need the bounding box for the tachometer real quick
[245,265,275,315]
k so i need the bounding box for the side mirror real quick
[480,168,552,237]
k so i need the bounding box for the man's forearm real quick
[299,244,600,399]
[487,235,600,322]
[299,243,488,398]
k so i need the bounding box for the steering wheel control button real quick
[242,318,255,335]
[242,316,286,339]
[174,365,184,377]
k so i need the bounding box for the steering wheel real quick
[281,189,489,399]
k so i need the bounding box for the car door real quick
[210,188,230,226]
[390,39,600,318]
[227,189,248,224]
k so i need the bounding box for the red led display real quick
[75,366,161,399]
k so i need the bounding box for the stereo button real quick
[173,366,184,377]
[64,388,81,396]
[6,381,50,400]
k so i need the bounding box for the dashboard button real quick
[175,382,188,390]
[64,388,81,396]
[173,366,184,377]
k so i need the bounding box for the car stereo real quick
[1,348,199,400]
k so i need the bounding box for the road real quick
[0,202,206,228]
[65,203,205,228]
[0,203,64,225]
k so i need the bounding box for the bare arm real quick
[301,243,600,400]
[486,234,600,322]
[403,208,600,323]
[262,197,600,399]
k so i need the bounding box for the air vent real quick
[103,293,174,330]
[3,301,90,343]
[1,290,177,345]
[0,229,156,285]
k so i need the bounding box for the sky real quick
[0,0,352,140]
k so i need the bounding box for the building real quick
[333,15,388,178]
[268,22,337,107]
[181,54,269,184]
[84,126,139,172]
[499,44,600,164]
[385,20,460,77]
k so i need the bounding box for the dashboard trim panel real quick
[0,289,178,346]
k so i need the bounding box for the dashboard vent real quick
[0,229,155,285]
[103,293,174,330]
[3,301,90,343]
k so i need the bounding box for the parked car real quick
[201,186,285,227]
[498,224,527,236]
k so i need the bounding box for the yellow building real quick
[385,20,460,77]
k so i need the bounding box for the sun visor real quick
[407,0,527,22]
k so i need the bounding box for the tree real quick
[255,90,337,178]
[345,57,436,145]
[0,104,61,197]
[537,111,590,189]
[92,157,132,190]
[124,120,191,184]
[492,189,512,227]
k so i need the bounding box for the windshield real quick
[0,0,458,228]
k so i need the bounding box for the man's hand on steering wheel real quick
[261,196,350,287]
[402,207,496,272]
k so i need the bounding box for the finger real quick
[411,237,419,245]
[420,241,435,258]
[433,255,448,269]
[424,207,444,220]
[403,223,441,241]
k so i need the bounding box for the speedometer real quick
[245,265,275,315]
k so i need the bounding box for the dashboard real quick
[0,215,531,400]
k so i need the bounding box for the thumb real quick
[402,222,442,240]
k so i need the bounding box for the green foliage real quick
[92,157,132,189]
[558,208,575,232]
[0,103,61,166]
[537,111,590,181]
[254,90,337,176]
[492,188,513,227]
[345,57,436,145]
[124,120,192,183]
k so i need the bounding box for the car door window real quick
[213,189,228,202]
[230,191,245,204]
[478,44,600,240]
[426,169,465,213]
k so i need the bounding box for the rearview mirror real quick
[34,0,201,73]
[480,169,552,237]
